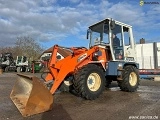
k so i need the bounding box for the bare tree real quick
[0,47,14,53]
[0,47,15,58]
[14,36,44,61]
[0,36,44,61]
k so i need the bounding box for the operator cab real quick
[87,18,136,62]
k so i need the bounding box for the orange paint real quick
[45,45,107,94]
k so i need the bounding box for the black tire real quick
[17,67,22,73]
[25,67,30,72]
[59,82,69,92]
[5,66,9,72]
[105,76,114,88]
[73,64,106,100]
[59,80,73,92]
[58,76,75,93]
[22,67,26,72]
[118,65,139,92]
[105,79,112,88]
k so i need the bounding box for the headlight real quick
[118,63,123,70]
[93,51,102,57]
[94,52,99,56]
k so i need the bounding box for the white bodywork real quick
[16,56,29,66]
[1,60,10,66]
[40,52,64,60]
[114,20,136,62]
[136,42,160,69]
[89,18,137,62]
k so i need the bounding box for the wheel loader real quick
[10,18,139,117]
[0,53,29,72]
[15,56,29,72]
[0,53,15,71]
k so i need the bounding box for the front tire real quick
[118,65,139,92]
[5,66,9,72]
[73,64,106,100]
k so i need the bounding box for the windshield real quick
[89,23,109,47]
[23,56,27,62]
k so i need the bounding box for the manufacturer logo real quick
[140,0,144,6]
[77,53,87,62]
[139,0,159,6]
[124,57,135,62]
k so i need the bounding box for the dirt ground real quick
[0,72,159,120]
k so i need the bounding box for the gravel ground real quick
[0,72,159,120]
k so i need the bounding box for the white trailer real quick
[136,42,160,76]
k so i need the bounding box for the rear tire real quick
[17,67,22,73]
[22,67,26,72]
[118,65,139,92]
[25,67,30,72]
[105,76,113,88]
[73,64,105,100]
[59,80,73,92]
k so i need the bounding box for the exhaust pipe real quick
[10,74,53,117]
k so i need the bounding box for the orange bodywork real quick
[45,45,108,94]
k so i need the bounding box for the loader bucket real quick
[10,73,53,117]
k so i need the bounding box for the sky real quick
[0,0,160,49]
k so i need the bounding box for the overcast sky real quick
[0,0,160,48]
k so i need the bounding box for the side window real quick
[116,33,122,47]
[111,24,125,60]
[103,33,109,43]
[123,26,130,46]
[23,56,27,62]
[17,56,22,64]
[103,24,109,43]
[112,25,123,47]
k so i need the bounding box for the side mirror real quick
[110,20,115,30]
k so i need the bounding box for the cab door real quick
[110,24,124,61]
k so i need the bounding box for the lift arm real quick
[45,45,99,94]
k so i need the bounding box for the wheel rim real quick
[129,72,137,86]
[87,73,101,92]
